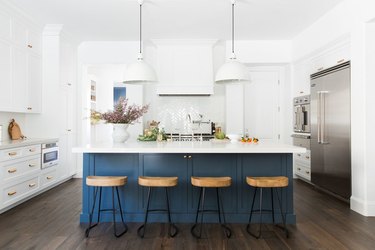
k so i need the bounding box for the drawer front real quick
[0,144,41,162]
[3,177,39,204]
[23,144,41,157]
[295,164,311,181]
[0,148,23,162]
[294,150,311,164]
[293,137,310,150]
[41,169,57,186]
[2,156,41,181]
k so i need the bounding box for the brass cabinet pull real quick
[297,168,301,171]
[27,44,33,48]
[29,148,36,152]
[47,176,54,180]
[67,129,72,132]
[29,164,36,167]
[306,171,310,174]
[8,152,17,156]
[183,155,187,158]
[7,168,17,173]
[337,59,345,64]
[29,183,36,188]
[27,107,32,110]
[188,155,192,159]
[297,154,301,157]
[305,156,310,159]
[8,191,17,196]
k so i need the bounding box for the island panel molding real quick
[79,151,296,224]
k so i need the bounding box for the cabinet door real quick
[0,11,11,40]
[12,48,28,112]
[27,54,42,113]
[12,20,28,48]
[0,41,12,111]
[142,154,188,212]
[27,30,41,54]
[293,60,311,97]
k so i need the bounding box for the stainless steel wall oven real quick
[293,95,310,133]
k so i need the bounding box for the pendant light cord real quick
[139,3,142,55]
[232,3,235,55]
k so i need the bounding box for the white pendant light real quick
[215,0,250,83]
[123,0,157,84]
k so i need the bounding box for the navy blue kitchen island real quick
[75,141,305,224]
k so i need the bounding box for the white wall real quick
[0,113,26,141]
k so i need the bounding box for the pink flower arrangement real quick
[98,97,149,124]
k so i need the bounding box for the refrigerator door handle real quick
[317,92,321,143]
[318,91,329,144]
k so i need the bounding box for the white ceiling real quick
[8,0,343,41]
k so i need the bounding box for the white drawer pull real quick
[29,183,36,188]
[46,176,54,180]
[8,191,17,196]
[8,152,17,156]
[29,164,36,168]
[7,168,17,173]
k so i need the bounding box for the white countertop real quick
[0,138,59,150]
[72,141,306,154]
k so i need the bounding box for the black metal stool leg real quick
[246,187,257,236]
[138,187,152,238]
[271,188,275,224]
[165,187,178,237]
[115,187,128,237]
[111,187,127,238]
[217,188,231,238]
[275,188,289,238]
[191,187,205,238]
[85,186,99,237]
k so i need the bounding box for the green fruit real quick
[215,132,226,139]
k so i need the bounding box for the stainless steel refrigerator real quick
[310,62,351,201]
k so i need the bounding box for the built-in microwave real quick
[41,142,59,169]
[293,95,310,133]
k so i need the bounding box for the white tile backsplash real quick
[143,94,226,134]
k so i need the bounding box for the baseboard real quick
[350,196,375,216]
[74,171,83,178]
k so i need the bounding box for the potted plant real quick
[92,97,149,143]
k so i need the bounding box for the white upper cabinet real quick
[154,40,216,95]
[310,43,350,74]
[12,19,41,55]
[293,59,311,97]
[0,11,42,113]
[0,41,12,111]
[0,11,11,40]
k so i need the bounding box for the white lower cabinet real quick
[294,149,311,181]
[0,142,64,212]
[2,176,39,206]
[41,167,58,187]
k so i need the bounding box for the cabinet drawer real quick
[0,144,41,162]
[41,169,57,186]
[293,137,310,150]
[295,150,311,163]
[2,156,41,181]
[3,177,39,204]
[295,164,311,181]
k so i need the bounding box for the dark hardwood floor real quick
[1,179,375,250]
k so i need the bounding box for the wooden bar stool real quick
[246,176,289,239]
[85,176,128,238]
[137,176,179,238]
[191,176,232,239]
